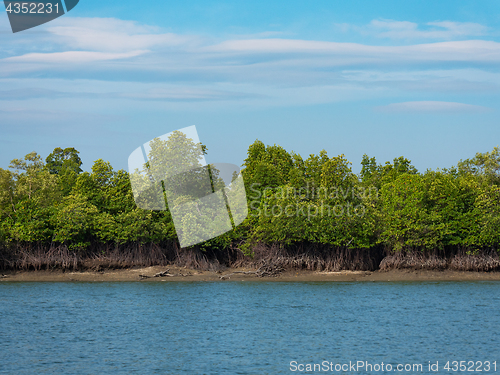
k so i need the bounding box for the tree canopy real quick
[0,142,498,264]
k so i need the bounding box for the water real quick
[1,282,499,374]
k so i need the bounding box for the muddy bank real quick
[2,266,500,282]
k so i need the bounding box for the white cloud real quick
[368,19,488,40]
[342,69,500,83]
[207,38,358,53]
[207,39,500,63]
[46,17,198,52]
[376,101,492,113]
[119,87,258,101]
[340,69,500,92]
[0,107,120,128]
[4,37,500,78]
[3,50,147,63]
[0,80,262,103]
[426,21,488,38]
[0,16,498,110]
[0,88,74,99]
[1,16,499,81]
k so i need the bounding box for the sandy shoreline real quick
[2,266,500,282]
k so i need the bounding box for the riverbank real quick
[2,266,500,282]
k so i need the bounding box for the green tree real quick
[74,159,135,216]
[458,146,500,185]
[9,152,61,205]
[2,152,61,245]
[46,147,83,175]
[380,173,445,251]
[51,194,98,250]
[0,168,15,220]
[242,140,294,200]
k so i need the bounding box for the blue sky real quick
[1,0,499,173]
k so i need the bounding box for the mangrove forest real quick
[1,136,499,272]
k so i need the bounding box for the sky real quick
[1,0,499,174]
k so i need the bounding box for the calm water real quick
[1,281,499,374]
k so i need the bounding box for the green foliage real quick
[94,209,175,245]
[74,160,136,215]
[46,147,83,195]
[360,154,380,184]
[248,150,375,249]
[361,154,418,189]
[242,140,294,201]
[51,194,98,249]
[46,147,83,175]
[1,152,61,245]
[380,174,444,251]
[458,146,500,185]
[7,200,56,243]
[469,183,500,247]
[1,144,499,258]
[0,168,15,220]
[9,152,62,205]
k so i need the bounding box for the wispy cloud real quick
[337,19,489,40]
[3,38,500,83]
[3,50,147,64]
[1,16,499,83]
[369,20,488,40]
[207,39,500,63]
[46,17,198,52]
[0,85,261,102]
[340,69,500,92]
[0,16,499,110]
[0,88,69,99]
[0,108,121,130]
[119,88,260,101]
[376,101,492,113]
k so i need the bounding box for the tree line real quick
[0,137,499,271]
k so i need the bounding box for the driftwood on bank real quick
[220,264,284,280]
[139,269,193,279]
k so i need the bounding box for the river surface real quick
[1,281,499,374]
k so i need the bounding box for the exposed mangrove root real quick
[379,251,447,271]
[0,242,176,271]
[379,248,500,272]
[173,247,223,271]
[236,243,384,272]
[1,242,499,273]
[0,241,385,272]
[449,251,500,272]
[10,245,80,271]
